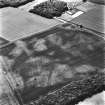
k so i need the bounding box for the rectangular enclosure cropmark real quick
[0,23,105,105]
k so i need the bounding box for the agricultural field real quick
[0,0,105,105]
[0,23,104,105]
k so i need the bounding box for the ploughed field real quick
[0,23,105,105]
